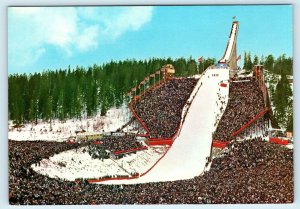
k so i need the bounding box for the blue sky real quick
[8,5,292,74]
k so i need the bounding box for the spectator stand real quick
[126,65,175,138]
[231,107,269,137]
[145,66,206,146]
[128,64,186,145]
[212,66,273,149]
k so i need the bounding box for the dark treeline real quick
[9,54,293,131]
[9,57,216,125]
[243,52,293,131]
[243,52,293,75]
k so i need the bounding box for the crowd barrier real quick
[128,105,150,135]
[87,175,139,183]
[136,133,148,137]
[212,108,268,149]
[66,141,76,144]
[212,140,230,149]
[93,141,102,145]
[231,107,269,137]
[212,107,269,150]
[148,139,173,146]
[148,138,172,141]
[269,137,289,145]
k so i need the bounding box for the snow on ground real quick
[264,70,293,129]
[113,146,168,174]
[98,68,229,184]
[8,105,131,142]
[31,146,167,181]
[31,147,128,181]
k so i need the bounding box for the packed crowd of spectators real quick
[133,78,198,138]
[88,134,145,159]
[100,134,144,153]
[9,137,293,204]
[231,76,252,81]
[235,116,269,139]
[213,78,265,141]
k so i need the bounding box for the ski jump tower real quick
[218,21,239,78]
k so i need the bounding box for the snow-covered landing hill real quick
[31,146,167,181]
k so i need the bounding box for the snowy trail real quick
[99,68,229,184]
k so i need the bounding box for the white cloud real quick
[89,7,154,40]
[8,6,153,68]
[76,25,99,51]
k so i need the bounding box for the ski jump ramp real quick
[219,21,239,71]
[100,68,229,184]
[99,20,237,184]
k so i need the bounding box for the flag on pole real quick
[198,56,203,63]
